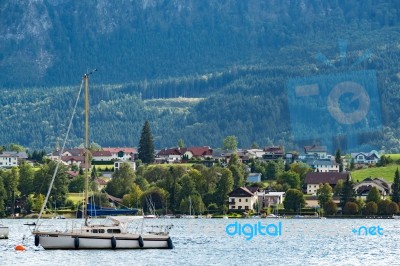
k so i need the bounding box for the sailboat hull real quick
[0,226,9,239]
[34,232,171,249]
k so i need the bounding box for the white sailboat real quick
[31,71,173,249]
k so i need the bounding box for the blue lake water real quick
[1,218,399,265]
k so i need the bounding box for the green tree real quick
[18,161,34,196]
[290,162,312,182]
[265,161,280,180]
[122,183,143,208]
[343,202,359,215]
[364,201,378,215]
[387,201,399,215]
[68,175,85,193]
[335,149,343,172]
[339,176,356,208]
[178,139,185,148]
[215,168,234,209]
[334,179,344,196]
[228,153,245,188]
[279,171,301,189]
[283,189,305,212]
[138,120,155,164]
[9,143,25,152]
[106,162,136,198]
[377,200,391,215]
[33,161,69,207]
[323,200,337,215]
[366,187,381,203]
[317,183,333,212]
[392,168,400,203]
[0,176,6,217]
[140,187,169,211]
[223,136,238,151]
[2,167,20,214]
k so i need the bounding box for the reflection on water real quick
[0,218,399,265]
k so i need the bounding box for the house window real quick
[239,199,241,202]
[238,206,242,209]
[245,199,248,202]
[245,206,249,210]
[314,185,316,188]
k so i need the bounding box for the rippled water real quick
[1,218,399,266]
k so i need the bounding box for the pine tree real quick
[339,175,356,208]
[392,168,400,203]
[335,149,343,172]
[138,120,155,164]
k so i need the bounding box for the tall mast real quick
[83,69,96,226]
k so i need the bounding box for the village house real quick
[0,151,28,168]
[258,191,285,208]
[228,187,259,211]
[304,172,350,195]
[114,160,136,172]
[102,147,137,161]
[262,146,285,161]
[353,177,392,200]
[306,159,340,173]
[91,150,113,161]
[350,150,380,165]
[304,145,329,159]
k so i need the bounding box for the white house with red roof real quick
[91,150,113,161]
[102,147,137,161]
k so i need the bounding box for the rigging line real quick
[34,79,84,230]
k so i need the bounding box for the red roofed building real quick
[305,172,350,195]
[103,147,137,161]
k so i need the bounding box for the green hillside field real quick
[351,164,400,183]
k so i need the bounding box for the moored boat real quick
[31,71,173,250]
[0,224,9,239]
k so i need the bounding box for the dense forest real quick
[1,1,400,153]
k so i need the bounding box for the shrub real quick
[323,200,337,215]
[364,201,378,215]
[343,202,359,215]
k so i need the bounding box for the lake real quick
[0,218,399,265]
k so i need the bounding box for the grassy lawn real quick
[386,154,400,161]
[351,164,399,183]
[68,193,84,204]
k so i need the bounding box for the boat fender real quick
[167,237,174,249]
[74,236,79,249]
[138,235,144,248]
[111,236,117,249]
[34,235,40,247]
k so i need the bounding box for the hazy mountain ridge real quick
[1,1,400,152]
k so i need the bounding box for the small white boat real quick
[392,215,400,219]
[0,224,9,239]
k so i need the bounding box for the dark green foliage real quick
[138,121,155,164]
[317,183,333,211]
[339,176,356,208]
[283,189,305,212]
[343,202,359,215]
[323,200,337,215]
[105,163,136,198]
[366,187,381,204]
[377,200,391,215]
[364,201,378,215]
[68,175,85,193]
[387,201,399,215]
[392,168,400,203]
[335,149,343,172]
